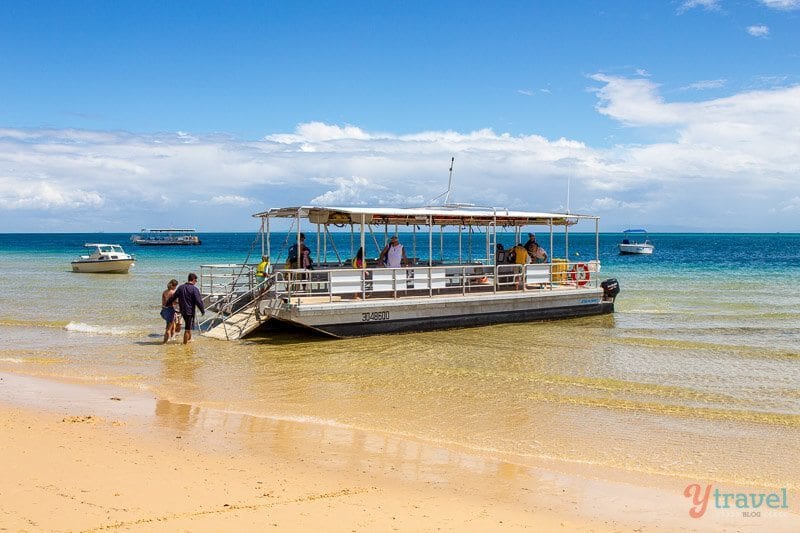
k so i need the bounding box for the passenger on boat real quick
[300,248,313,269]
[380,236,408,268]
[524,232,537,249]
[286,233,312,269]
[256,255,270,278]
[352,247,365,269]
[527,242,548,264]
[255,255,271,295]
[508,243,531,265]
[510,243,530,289]
[495,243,506,264]
[352,247,371,299]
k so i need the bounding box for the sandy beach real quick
[2,372,796,532]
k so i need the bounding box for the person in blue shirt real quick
[166,273,206,344]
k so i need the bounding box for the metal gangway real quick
[198,264,280,341]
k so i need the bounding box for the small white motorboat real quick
[618,229,654,255]
[71,243,135,273]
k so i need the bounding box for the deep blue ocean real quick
[2,231,798,273]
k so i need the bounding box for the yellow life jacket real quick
[256,260,269,277]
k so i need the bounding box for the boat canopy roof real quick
[84,243,123,248]
[252,206,596,227]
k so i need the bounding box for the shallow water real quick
[1,232,798,490]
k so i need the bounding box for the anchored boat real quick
[71,243,135,273]
[130,228,201,245]
[618,229,654,255]
[198,205,620,340]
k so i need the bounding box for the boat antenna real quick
[427,157,457,206]
[444,157,455,205]
[566,175,571,215]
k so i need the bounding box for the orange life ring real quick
[569,263,590,286]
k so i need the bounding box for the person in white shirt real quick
[527,242,548,264]
[380,235,408,268]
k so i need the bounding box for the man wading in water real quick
[166,273,206,344]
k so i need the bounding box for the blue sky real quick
[1,0,799,232]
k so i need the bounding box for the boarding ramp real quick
[198,264,281,341]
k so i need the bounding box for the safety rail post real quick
[522,263,527,292]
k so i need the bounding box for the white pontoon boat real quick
[71,244,135,273]
[131,228,201,245]
[197,205,620,340]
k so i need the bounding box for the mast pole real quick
[443,157,455,205]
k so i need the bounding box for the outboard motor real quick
[601,278,620,301]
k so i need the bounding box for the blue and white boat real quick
[130,228,201,246]
[618,229,654,255]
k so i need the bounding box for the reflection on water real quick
[149,394,538,490]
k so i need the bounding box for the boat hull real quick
[131,239,201,245]
[71,259,134,273]
[618,244,654,255]
[262,288,612,338]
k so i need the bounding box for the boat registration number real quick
[362,311,390,322]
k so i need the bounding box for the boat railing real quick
[260,260,599,304]
[198,267,278,334]
[200,263,260,298]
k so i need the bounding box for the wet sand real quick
[1,372,798,532]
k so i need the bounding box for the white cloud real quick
[309,175,426,207]
[265,122,373,143]
[747,24,770,37]
[678,0,720,13]
[590,74,684,125]
[589,197,650,212]
[682,79,727,91]
[760,0,800,10]
[517,89,534,96]
[207,195,255,206]
[2,75,800,231]
[0,180,104,210]
[776,196,800,212]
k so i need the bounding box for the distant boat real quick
[618,229,654,255]
[130,228,201,246]
[71,243,135,273]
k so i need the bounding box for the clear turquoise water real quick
[1,232,799,489]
